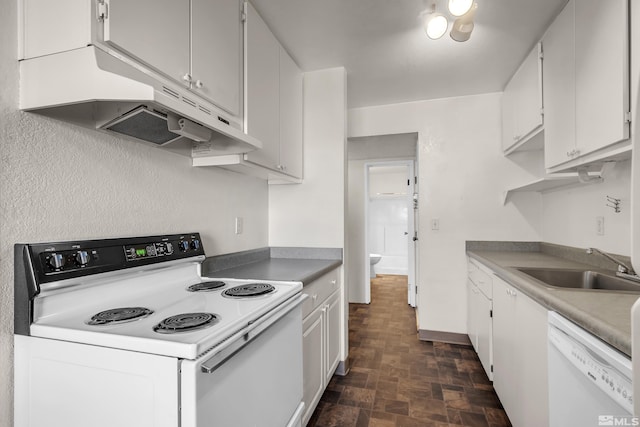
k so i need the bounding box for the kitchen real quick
[1,0,639,427]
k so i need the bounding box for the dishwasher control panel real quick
[549,314,633,413]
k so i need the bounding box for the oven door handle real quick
[200,293,306,374]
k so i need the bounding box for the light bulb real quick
[424,14,448,40]
[448,0,474,17]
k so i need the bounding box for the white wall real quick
[349,93,543,334]
[0,3,268,423]
[541,160,631,256]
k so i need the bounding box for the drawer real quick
[302,268,339,319]
[468,258,492,299]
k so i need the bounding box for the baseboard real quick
[418,329,471,346]
[335,359,349,376]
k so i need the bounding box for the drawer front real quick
[302,269,339,319]
[468,259,492,299]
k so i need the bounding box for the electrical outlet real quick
[235,217,243,235]
[431,219,440,231]
[596,216,604,236]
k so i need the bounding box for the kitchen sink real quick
[516,267,640,292]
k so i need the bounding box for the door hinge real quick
[491,364,494,373]
[414,176,417,184]
[489,309,493,318]
[540,107,544,117]
[241,1,247,22]
[407,179,410,186]
[97,0,108,21]
[625,111,632,123]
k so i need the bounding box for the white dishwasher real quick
[548,312,633,427]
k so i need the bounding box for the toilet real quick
[369,254,382,278]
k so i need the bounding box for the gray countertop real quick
[468,250,639,357]
[203,258,342,285]
[201,247,342,285]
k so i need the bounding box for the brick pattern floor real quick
[307,274,512,427]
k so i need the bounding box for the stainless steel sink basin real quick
[516,267,640,292]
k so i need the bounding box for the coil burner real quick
[187,280,226,292]
[87,307,154,325]
[153,312,220,334]
[222,283,276,298]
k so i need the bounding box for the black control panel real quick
[26,233,204,284]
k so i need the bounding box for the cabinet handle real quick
[182,73,193,84]
[195,80,204,89]
[312,294,318,301]
[331,280,337,285]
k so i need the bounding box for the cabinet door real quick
[191,0,242,115]
[476,291,492,381]
[466,280,479,351]
[574,0,629,156]
[103,0,190,84]
[501,83,517,151]
[324,290,341,384]
[543,0,575,168]
[302,307,324,426]
[244,2,280,169]
[278,47,303,178]
[491,277,519,425]
[515,43,543,141]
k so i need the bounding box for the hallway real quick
[308,274,511,427]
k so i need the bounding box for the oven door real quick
[180,294,305,427]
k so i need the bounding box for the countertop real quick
[468,250,640,357]
[204,258,342,285]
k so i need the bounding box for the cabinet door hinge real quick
[491,364,494,373]
[540,107,544,117]
[625,111,632,123]
[97,0,108,21]
[489,309,493,318]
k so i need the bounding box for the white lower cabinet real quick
[301,269,341,426]
[492,276,548,427]
[466,259,493,380]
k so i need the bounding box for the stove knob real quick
[191,239,200,250]
[179,241,190,252]
[48,253,65,269]
[75,250,89,266]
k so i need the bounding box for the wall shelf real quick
[502,162,615,205]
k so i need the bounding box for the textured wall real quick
[0,4,268,425]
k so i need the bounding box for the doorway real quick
[346,132,418,307]
[365,161,416,306]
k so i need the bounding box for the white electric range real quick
[14,233,305,427]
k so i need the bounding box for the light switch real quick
[431,219,440,231]
[235,217,243,235]
[596,216,604,236]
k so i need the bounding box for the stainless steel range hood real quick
[19,46,261,157]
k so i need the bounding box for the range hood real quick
[19,46,261,156]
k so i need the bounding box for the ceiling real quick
[250,0,568,109]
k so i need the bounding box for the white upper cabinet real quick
[543,0,629,171]
[102,0,243,116]
[244,1,280,169]
[278,47,304,179]
[244,2,303,180]
[191,0,243,116]
[502,43,543,154]
[102,0,190,89]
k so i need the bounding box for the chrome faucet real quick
[586,248,640,282]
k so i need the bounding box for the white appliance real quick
[548,312,633,427]
[14,233,304,427]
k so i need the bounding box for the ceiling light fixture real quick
[448,0,474,17]
[422,1,477,42]
[423,3,448,40]
[450,2,478,42]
